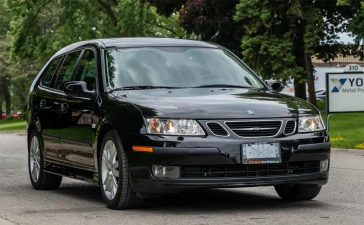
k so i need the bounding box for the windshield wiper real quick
[193,84,255,89]
[110,85,183,92]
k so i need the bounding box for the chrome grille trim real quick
[224,120,283,138]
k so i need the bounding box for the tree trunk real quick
[0,96,2,114]
[292,24,307,99]
[305,54,317,106]
[294,79,306,99]
[5,91,10,115]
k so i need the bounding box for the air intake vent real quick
[284,120,296,135]
[206,122,229,136]
[225,120,282,137]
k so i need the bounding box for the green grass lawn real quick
[0,120,26,133]
[325,113,364,149]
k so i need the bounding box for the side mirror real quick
[64,81,95,99]
[265,80,284,92]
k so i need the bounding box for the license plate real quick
[242,142,281,164]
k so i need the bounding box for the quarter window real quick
[73,49,97,91]
[40,57,62,87]
[55,51,81,90]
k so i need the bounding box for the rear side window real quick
[40,57,62,87]
[73,49,97,91]
[55,51,81,90]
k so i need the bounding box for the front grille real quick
[225,120,282,137]
[180,161,320,178]
[284,120,296,135]
[206,122,229,136]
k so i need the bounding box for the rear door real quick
[36,56,63,160]
[58,49,98,170]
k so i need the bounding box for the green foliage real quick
[147,0,242,55]
[234,0,301,81]
[234,0,360,99]
[5,0,187,63]
[0,0,188,112]
[347,1,364,50]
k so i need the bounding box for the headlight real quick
[147,118,205,136]
[298,115,325,133]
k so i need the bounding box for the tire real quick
[274,184,322,201]
[28,130,62,190]
[99,130,142,209]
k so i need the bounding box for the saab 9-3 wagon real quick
[27,38,330,209]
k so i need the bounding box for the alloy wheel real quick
[29,136,41,182]
[101,140,119,200]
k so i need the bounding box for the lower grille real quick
[180,161,320,178]
[225,120,282,137]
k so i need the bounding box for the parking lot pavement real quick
[0,134,364,225]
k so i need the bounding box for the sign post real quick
[326,64,364,132]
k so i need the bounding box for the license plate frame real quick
[242,142,281,164]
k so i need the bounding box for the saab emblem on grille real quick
[246,110,255,115]
[252,127,260,131]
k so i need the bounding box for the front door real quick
[58,49,98,170]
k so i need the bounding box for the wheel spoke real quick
[104,175,111,192]
[31,164,38,180]
[102,153,109,168]
[111,176,118,198]
[112,168,119,178]
[101,139,121,200]
[35,165,40,180]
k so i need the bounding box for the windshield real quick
[105,47,266,90]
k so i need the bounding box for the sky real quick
[338,32,356,44]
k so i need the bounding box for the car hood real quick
[112,88,318,119]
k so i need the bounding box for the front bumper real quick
[126,131,330,194]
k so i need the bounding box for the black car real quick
[27,38,330,209]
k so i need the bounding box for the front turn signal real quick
[132,146,154,153]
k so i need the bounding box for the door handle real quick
[39,99,50,109]
[60,103,69,113]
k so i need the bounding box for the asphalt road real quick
[0,134,364,225]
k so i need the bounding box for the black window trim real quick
[52,49,84,92]
[38,46,100,96]
[71,47,98,93]
[38,55,64,89]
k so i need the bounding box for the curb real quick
[332,148,364,152]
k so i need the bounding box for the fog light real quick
[152,165,180,179]
[320,159,329,172]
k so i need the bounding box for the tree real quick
[234,0,358,104]
[341,0,364,57]
[1,0,188,112]
[147,0,243,55]
[0,0,11,115]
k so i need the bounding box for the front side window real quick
[55,51,81,90]
[73,49,97,91]
[40,57,62,87]
[105,47,265,90]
